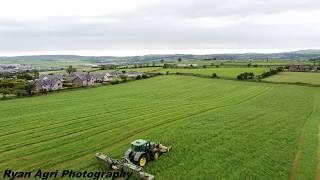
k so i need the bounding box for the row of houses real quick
[288,65,318,72]
[34,71,143,92]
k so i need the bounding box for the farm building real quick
[177,64,198,68]
[104,71,124,81]
[71,73,95,87]
[35,76,63,92]
[127,71,143,78]
[288,65,312,72]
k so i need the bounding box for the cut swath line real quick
[289,107,314,180]
[316,125,320,180]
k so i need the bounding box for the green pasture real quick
[154,67,269,79]
[264,72,320,85]
[0,76,319,179]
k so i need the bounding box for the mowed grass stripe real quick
[0,101,184,142]
[0,102,200,162]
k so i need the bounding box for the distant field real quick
[264,72,320,85]
[0,76,319,179]
[154,67,269,79]
[91,67,162,74]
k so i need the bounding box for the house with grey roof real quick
[39,74,64,81]
[93,74,105,83]
[35,76,63,92]
[71,73,95,87]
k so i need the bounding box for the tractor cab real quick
[131,139,151,152]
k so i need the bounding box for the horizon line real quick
[0,48,318,57]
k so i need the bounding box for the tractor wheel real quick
[138,154,148,167]
[154,151,160,160]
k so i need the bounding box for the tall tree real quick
[66,66,76,74]
[25,82,35,95]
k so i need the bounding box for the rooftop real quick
[131,139,148,146]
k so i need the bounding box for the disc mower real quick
[96,139,171,180]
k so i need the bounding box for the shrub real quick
[212,73,218,78]
[63,83,74,88]
[136,75,142,80]
[15,90,28,97]
[142,74,148,79]
[110,80,120,84]
[237,72,255,80]
[260,67,283,79]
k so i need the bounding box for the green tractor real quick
[124,139,171,167]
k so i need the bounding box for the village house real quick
[35,76,63,92]
[39,74,64,81]
[71,73,95,87]
[93,74,105,83]
[104,71,123,81]
[177,64,198,68]
[288,64,312,72]
[127,71,143,78]
[289,64,305,71]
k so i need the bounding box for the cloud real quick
[0,0,320,55]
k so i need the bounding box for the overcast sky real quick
[1,0,320,56]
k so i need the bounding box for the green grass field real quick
[264,72,320,85]
[0,76,319,179]
[91,67,162,74]
[154,67,269,79]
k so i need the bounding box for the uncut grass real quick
[264,72,320,85]
[0,76,319,179]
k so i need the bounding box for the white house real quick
[127,71,143,78]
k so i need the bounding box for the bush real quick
[212,73,218,78]
[237,72,255,80]
[110,80,120,85]
[63,83,74,88]
[136,75,142,80]
[260,67,283,79]
[15,90,28,97]
[141,74,148,79]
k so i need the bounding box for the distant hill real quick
[1,49,320,64]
